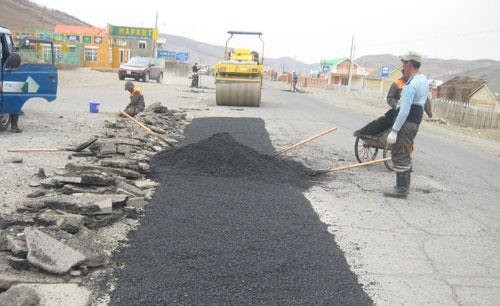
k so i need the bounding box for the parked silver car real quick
[118,57,165,83]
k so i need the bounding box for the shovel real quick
[7,138,98,153]
[311,157,391,176]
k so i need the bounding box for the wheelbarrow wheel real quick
[354,137,378,163]
[383,145,394,171]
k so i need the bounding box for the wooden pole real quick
[120,111,171,146]
[8,148,65,152]
[275,127,337,156]
[314,157,390,175]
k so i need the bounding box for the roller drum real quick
[216,80,262,106]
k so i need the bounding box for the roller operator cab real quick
[215,31,264,107]
[0,25,58,131]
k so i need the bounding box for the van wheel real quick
[156,73,163,83]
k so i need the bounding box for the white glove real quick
[386,130,398,145]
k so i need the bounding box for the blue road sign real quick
[175,52,189,62]
[322,64,330,72]
[381,65,389,77]
[157,50,176,58]
[157,50,189,62]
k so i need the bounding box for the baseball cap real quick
[400,51,422,63]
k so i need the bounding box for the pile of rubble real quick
[0,103,188,304]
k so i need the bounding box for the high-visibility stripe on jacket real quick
[395,78,405,89]
[130,86,143,96]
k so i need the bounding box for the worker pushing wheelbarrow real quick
[352,71,432,171]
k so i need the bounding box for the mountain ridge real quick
[3,0,499,95]
[0,0,90,30]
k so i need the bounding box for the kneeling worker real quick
[123,81,145,116]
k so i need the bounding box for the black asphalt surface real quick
[109,117,372,305]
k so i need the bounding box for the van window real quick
[4,34,14,53]
[1,34,7,60]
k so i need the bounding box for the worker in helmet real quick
[122,81,145,116]
[191,62,200,88]
[292,71,298,92]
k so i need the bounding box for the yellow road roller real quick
[215,31,264,107]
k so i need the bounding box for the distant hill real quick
[2,0,498,96]
[164,34,500,94]
[0,0,90,31]
[356,54,500,97]
[162,33,318,74]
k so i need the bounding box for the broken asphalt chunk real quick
[24,227,86,274]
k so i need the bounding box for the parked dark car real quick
[118,57,165,83]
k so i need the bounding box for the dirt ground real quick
[1,68,499,305]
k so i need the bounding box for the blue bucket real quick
[89,100,100,113]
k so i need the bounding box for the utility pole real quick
[347,35,354,91]
[152,12,158,58]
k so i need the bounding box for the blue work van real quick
[0,25,58,130]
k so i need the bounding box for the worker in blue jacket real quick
[384,51,429,198]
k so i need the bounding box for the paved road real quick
[257,83,500,305]
[263,84,500,305]
[109,76,500,305]
[109,119,372,305]
[8,70,498,305]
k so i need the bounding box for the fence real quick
[17,42,84,68]
[278,76,500,130]
[432,98,500,130]
[18,50,83,67]
[299,77,326,89]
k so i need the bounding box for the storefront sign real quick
[38,33,51,40]
[66,35,80,42]
[53,33,65,42]
[109,25,158,39]
[83,36,92,43]
[94,36,103,44]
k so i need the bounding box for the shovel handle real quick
[8,148,65,152]
[315,157,391,175]
[275,127,337,156]
[120,111,171,145]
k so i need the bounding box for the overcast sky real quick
[33,0,500,63]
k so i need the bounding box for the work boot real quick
[383,171,410,198]
[10,114,22,133]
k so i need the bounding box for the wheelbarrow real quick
[354,129,394,171]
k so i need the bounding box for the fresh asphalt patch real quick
[109,117,373,305]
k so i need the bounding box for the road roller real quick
[215,31,264,107]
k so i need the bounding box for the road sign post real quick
[322,65,330,87]
[379,65,389,100]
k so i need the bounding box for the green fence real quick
[18,45,83,66]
